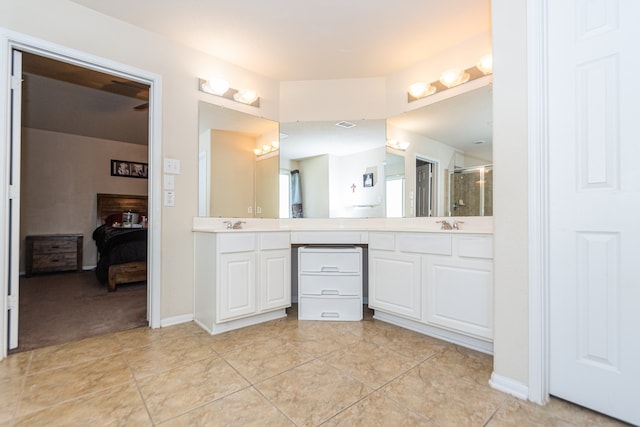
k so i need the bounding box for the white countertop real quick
[192,216,493,234]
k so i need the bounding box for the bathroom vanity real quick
[193,217,493,353]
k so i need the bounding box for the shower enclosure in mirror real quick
[447,165,493,216]
[198,101,279,218]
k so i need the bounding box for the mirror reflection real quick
[198,101,279,218]
[279,120,387,218]
[386,84,493,217]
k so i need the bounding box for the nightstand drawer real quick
[25,234,83,276]
[31,239,77,254]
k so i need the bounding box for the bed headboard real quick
[97,193,148,226]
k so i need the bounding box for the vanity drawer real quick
[260,232,290,250]
[456,235,493,259]
[218,233,256,253]
[298,296,362,321]
[299,275,361,296]
[397,233,452,255]
[299,246,361,273]
[368,232,395,251]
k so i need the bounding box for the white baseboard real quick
[160,313,194,328]
[489,372,529,400]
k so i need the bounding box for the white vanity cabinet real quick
[426,235,493,339]
[368,232,451,321]
[368,231,493,349]
[298,245,363,321]
[194,231,290,334]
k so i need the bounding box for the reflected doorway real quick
[415,157,436,217]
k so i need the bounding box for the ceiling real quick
[70,0,491,81]
[22,1,492,150]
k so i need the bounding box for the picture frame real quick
[363,172,374,188]
[111,159,148,179]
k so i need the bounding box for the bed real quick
[92,193,148,291]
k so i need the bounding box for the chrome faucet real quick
[436,220,453,230]
[223,220,246,230]
[453,220,464,230]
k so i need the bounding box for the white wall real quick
[491,0,530,386]
[298,155,330,218]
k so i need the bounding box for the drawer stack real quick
[25,234,83,276]
[298,245,362,321]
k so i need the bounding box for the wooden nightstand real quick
[25,234,83,276]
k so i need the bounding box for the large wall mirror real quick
[279,120,387,218]
[198,101,279,218]
[386,83,493,217]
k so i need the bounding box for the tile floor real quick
[0,306,629,426]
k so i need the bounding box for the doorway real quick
[415,157,436,217]
[2,37,162,357]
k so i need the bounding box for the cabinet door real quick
[426,257,493,339]
[259,249,291,311]
[218,252,257,322]
[368,250,422,320]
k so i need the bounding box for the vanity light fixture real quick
[407,82,436,100]
[253,141,280,157]
[386,139,411,151]
[476,54,493,75]
[407,52,493,103]
[439,69,470,88]
[198,78,260,108]
[234,88,259,105]
[201,77,230,95]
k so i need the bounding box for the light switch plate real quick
[164,158,181,174]
[163,174,175,190]
[164,191,175,207]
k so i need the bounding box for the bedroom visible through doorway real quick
[12,51,150,352]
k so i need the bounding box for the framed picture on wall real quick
[111,159,148,179]
[363,172,374,187]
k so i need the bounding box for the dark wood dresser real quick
[25,234,83,276]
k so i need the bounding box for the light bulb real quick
[477,54,493,75]
[202,77,229,95]
[439,69,470,88]
[408,82,435,99]
[234,88,258,104]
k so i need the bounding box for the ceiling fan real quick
[105,79,150,111]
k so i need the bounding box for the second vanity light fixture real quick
[254,141,279,157]
[199,77,260,107]
[408,53,492,103]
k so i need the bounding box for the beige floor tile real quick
[138,355,250,423]
[366,325,451,361]
[487,397,632,427]
[425,345,494,385]
[0,376,24,424]
[17,353,132,417]
[29,334,122,373]
[321,339,417,389]
[0,351,31,381]
[116,322,200,352]
[321,391,431,426]
[158,387,294,427]
[382,362,507,426]
[223,338,315,383]
[125,334,216,379]
[256,359,372,427]
[204,323,279,354]
[276,323,364,357]
[13,382,151,427]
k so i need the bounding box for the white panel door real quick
[368,250,421,320]
[218,252,256,322]
[548,1,640,424]
[259,249,291,311]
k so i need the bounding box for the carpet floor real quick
[11,270,147,353]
